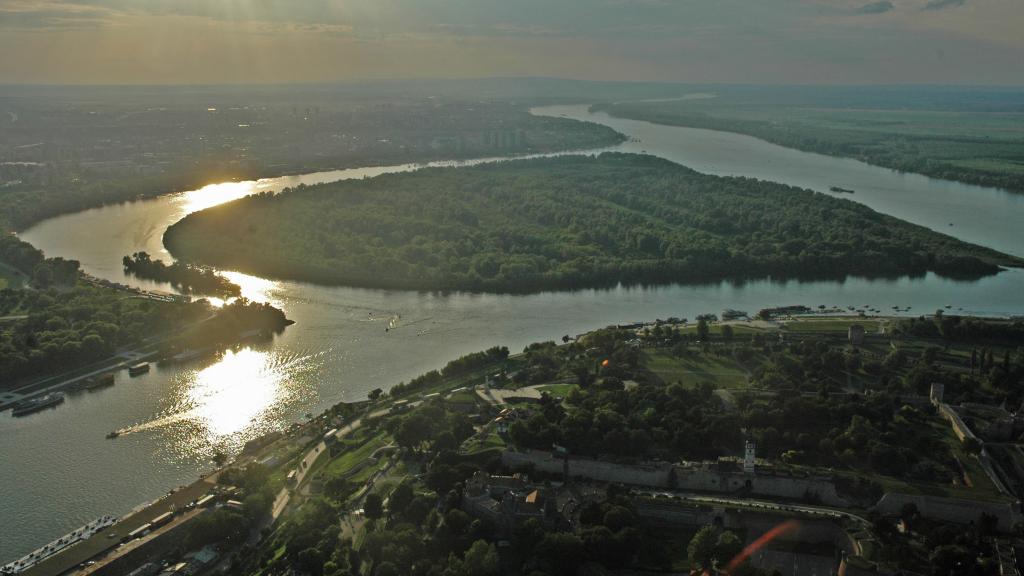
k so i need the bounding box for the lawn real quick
[781,318,883,334]
[641,349,751,388]
[462,430,507,456]
[324,430,391,478]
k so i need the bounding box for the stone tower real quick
[743,441,756,474]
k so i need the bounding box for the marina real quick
[0,516,116,575]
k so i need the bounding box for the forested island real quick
[165,154,1023,293]
[123,251,240,298]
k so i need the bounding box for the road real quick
[633,488,872,527]
[270,402,409,520]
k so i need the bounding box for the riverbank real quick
[6,101,1024,565]
[592,91,1024,194]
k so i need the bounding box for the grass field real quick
[781,318,884,333]
[641,349,751,388]
[461,430,507,456]
[323,430,390,478]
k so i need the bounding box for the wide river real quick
[3,104,1024,562]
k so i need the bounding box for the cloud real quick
[923,0,966,10]
[0,1,119,29]
[855,1,894,14]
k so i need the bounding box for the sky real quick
[0,0,1021,85]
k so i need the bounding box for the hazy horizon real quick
[1,0,1023,86]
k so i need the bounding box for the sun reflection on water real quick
[220,271,279,305]
[146,347,306,460]
[179,181,259,214]
[187,348,282,438]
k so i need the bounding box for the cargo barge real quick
[11,392,65,417]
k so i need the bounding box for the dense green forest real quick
[123,251,241,298]
[0,100,623,235]
[0,282,291,381]
[165,154,1022,293]
[597,95,1024,193]
[0,233,291,382]
[0,283,208,381]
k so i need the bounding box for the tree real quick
[460,539,499,576]
[721,325,734,341]
[963,437,982,455]
[444,509,471,535]
[368,388,384,401]
[696,318,710,341]
[388,481,414,517]
[715,531,744,566]
[602,506,634,531]
[535,532,584,576]
[375,561,399,576]
[395,412,432,451]
[363,493,383,519]
[688,526,718,569]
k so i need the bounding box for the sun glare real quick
[185,348,285,440]
[179,181,259,214]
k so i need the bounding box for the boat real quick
[12,393,65,417]
[169,349,208,364]
[1,515,117,574]
[128,362,150,376]
[106,431,120,439]
[829,186,855,194]
[85,373,115,391]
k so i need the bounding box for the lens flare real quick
[724,519,801,574]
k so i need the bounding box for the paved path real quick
[634,488,872,527]
[476,384,548,405]
[270,402,409,521]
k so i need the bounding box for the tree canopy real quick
[166,154,1020,293]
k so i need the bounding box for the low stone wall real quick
[673,467,849,507]
[873,493,1021,529]
[502,450,847,506]
[502,449,671,486]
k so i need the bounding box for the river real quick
[2,104,1024,562]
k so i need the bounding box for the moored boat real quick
[12,393,65,417]
[127,362,150,376]
[85,373,115,391]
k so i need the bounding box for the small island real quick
[123,251,241,298]
[165,153,1023,293]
